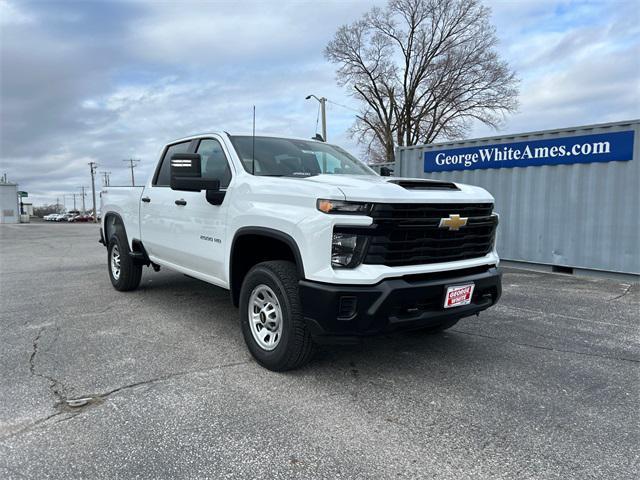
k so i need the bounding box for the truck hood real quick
[303,174,494,204]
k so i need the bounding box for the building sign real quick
[424,130,635,172]
[18,191,28,197]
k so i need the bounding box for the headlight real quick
[317,199,371,215]
[332,232,368,268]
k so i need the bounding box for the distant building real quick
[0,181,19,224]
[21,202,34,217]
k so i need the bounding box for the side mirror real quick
[170,153,220,192]
[380,166,393,176]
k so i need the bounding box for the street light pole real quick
[305,94,327,141]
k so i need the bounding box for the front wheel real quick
[108,233,142,291]
[239,261,315,371]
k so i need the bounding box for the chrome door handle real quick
[175,199,187,206]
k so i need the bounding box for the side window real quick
[197,139,232,188]
[153,141,191,186]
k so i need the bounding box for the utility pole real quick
[320,97,327,142]
[100,171,111,187]
[122,158,140,186]
[305,94,327,141]
[72,193,77,211]
[79,186,87,213]
[56,197,60,213]
[89,162,98,222]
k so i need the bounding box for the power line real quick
[326,99,360,113]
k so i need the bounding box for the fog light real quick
[331,232,367,268]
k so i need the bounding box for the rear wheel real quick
[108,233,142,291]
[239,261,315,371]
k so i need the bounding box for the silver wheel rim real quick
[248,284,283,351]
[111,245,121,280]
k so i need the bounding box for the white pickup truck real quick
[100,132,501,370]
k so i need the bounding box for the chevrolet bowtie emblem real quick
[439,214,468,231]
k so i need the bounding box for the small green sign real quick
[18,191,28,197]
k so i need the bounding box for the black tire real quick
[107,232,142,291]
[239,260,315,371]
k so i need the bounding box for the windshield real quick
[229,136,376,177]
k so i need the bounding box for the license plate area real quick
[444,284,475,309]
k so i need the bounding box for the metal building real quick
[395,120,639,278]
[0,181,20,224]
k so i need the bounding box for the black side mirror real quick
[380,166,393,176]
[170,153,220,192]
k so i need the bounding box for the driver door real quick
[169,137,233,285]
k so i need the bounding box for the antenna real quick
[252,105,256,175]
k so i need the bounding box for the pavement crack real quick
[0,411,66,442]
[27,327,44,377]
[28,326,66,405]
[97,360,251,401]
[451,329,640,364]
[3,360,251,443]
[608,283,634,302]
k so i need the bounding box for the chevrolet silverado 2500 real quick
[100,133,501,371]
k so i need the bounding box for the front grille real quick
[362,203,497,267]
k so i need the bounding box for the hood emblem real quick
[439,214,468,231]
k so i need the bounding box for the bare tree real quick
[326,0,519,162]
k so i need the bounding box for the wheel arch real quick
[103,212,128,246]
[229,227,305,307]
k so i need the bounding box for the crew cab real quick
[100,132,501,371]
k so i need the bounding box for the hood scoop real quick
[386,179,459,191]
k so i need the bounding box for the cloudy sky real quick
[1,0,639,206]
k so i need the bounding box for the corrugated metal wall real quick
[395,121,640,275]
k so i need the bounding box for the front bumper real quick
[299,266,501,343]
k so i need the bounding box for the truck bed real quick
[100,186,145,246]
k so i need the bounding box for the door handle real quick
[141,197,151,203]
[175,199,187,206]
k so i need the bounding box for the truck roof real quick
[164,132,326,146]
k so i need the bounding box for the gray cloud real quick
[1,0,638,205]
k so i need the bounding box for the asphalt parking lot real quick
[0,222,638,479]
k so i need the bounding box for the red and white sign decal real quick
[444,284,475,309]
